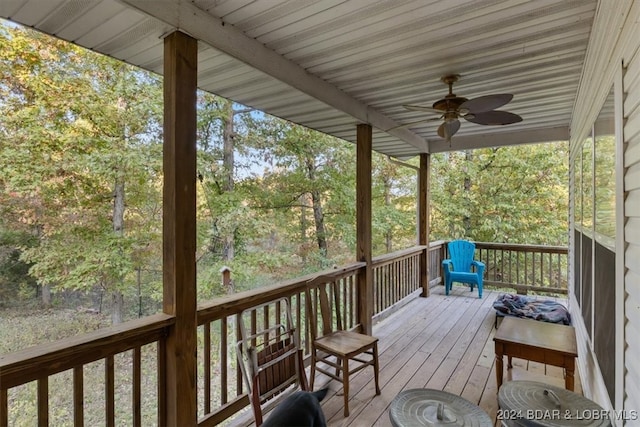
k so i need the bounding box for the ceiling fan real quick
[400,74,523,141]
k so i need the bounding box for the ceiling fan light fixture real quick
[400,74,523,141]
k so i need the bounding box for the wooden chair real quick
[442,239,485,298]
[236,298,308,426]
[305,276,380,417]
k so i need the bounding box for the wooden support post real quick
[356,124,373,335]
[419,153,430,297]
[162,31,197,426]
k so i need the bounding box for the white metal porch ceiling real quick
[0,0,597,158]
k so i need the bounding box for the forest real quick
[0,21,569,344]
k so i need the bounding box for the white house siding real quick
[569,0,640,424]
[624,32,640,422]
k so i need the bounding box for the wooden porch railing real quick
[0,314,174,427]
[195,262,364,426]
[0,241,565,426]
[196,242,445,425]
[472,242,568,295]
[371,241,445,321]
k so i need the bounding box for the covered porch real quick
[2,0,639,426]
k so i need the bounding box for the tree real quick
[196,94,254,264]
[371,154,417,255]
[247,119,357,266]
[430,143,569,245]
[0,23,163,322]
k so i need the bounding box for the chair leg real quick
[342,358,350,417]
[373,343,381,395]
[310,348,317,390]
[335,355,342,378]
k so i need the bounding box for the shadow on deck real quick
[317,285,580,426]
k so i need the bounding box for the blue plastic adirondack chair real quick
[442,240,485,298]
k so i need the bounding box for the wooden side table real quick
[494,316,578,391]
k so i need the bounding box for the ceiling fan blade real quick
[403,104,441,114]
[464,110,522,125]
[437,120,461,139]
[460,94,513,113]
[387,116,442,131]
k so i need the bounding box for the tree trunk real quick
[112,290,124,324]
[300,194,308,264]
[34,225,52,306]
[384,177,393,253]
[112,176,125,324]
[310,189,328,259]
[222,101,235,261]
[41,284,51,306]
[222,101,235,193]
[305,157,328,259]
[463,150,473,237]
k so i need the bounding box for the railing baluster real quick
[532,251,537,288]
[372,268,382,311]
[73,367,84,427]
[263,305,269,344]
[105,355,115,427]
[387,262,392,307]
[204,322,211,412]
[349,276,355,329]
[391,261,395,304]
[1,387,7,427]
[38,377,48,426]
[236,314,243,395]
[133,348,141,427]
[276,300,282,341]
[508,250,512,284]
[342,281,348,330]
[295,293,303,354]
[220,318,228,405]
[157,337,167,427]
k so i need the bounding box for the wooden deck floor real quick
[317,285,580,427]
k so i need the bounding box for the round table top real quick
[498,381,612,427]
[389,388,493,427]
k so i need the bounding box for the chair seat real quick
[315,330,378,357]
[449,271,480,283]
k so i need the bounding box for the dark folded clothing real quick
[493,294,571,325]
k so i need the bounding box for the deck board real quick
[319,285,580,427]
[232,285,579,426]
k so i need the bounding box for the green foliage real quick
[430,144,569,245]
[1,20,569,326]
[0,23,163,320]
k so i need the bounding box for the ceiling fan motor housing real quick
[432,96,468,113]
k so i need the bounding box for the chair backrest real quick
[237,298,308,426]
[447,240,477,272]
[305,275,349,341]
